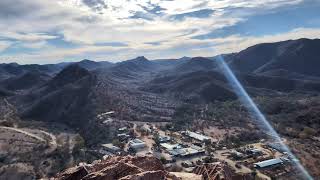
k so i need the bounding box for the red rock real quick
[54,166,88,180]
[54,156,178,180]
[83,162,142,180]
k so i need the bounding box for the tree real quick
[73,134,85,151]
[160,156,167,164]
[153,131,161,150]
[300,127,316,138]
[112,139,125,149]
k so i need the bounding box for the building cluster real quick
[95,117,297,179]
[161,143,205,158]
[231,147,263,159]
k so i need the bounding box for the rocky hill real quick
[229,38,320,77]
[0,72,50,91]
[54,156,180,180]
[1,38,320,179]
[76,59,114,70]
[53,155,252,180]
[11,65,97,130]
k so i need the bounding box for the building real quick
[118,127,128,132]
[117,133,130,141]
[160,143,181,151]
[169,147,205,157]
[97,111,115,119]
[267,142,286,153]
[248,148,263,156]
[181,160,194,168]
[101,143,121,153]
[231,150,244,159]
[103,118,114,124]
[129,139,146,150]
[183,131,211,142]
[158,136,171,143]
[254,158,283,168]
[141,124,152,133]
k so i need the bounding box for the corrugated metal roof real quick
[101,144,121,151]
[254,158,283,168]
[186,131,211,141]
[160,143,180,150]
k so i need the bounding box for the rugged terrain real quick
[54,155,180,180]
[54,155,250,180]
[0,38,320,178]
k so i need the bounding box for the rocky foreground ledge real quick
[53,156,181,180]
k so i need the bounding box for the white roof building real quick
[254,158,283,168]
[185,131,211,142]
[159,136,171,143]
[129,139,146,150]
[249,148,263,154]
[170,147,205,157]
[160,143,181,151]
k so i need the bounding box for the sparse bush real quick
[73,134,85,150]
[301,127,316,137]
[112,139,125,149]
[160,156,166,164]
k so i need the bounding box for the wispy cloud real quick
[0,41,12,52]
[0,0,319,64]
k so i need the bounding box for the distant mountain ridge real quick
[1,38,320,180]
[1,38,318,79]
[1,38,320,143]
[229,38,320,77]
[1,72,50,91]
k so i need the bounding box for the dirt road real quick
[0,126,46,143]
[0,126,58,154]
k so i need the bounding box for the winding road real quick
[0,126,58,154]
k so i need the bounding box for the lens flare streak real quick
[216,55,313,180]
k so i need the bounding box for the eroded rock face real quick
[120,170,168,180]
[83,162,143,180]
[55,166,89,180]
[54,156,178,180]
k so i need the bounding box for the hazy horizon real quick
[1,37,319,65]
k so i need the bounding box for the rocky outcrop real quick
[54,156,178,180]
[56,166,89,180]
[193,162,252,180]
[83,162,143,180]
[120,170,169,180]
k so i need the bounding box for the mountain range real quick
[0,38,320,143]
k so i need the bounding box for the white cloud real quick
[0,32,57,42]
[19,41,49,49]
[0,45,129,64]
[0,0,318,64]
[0,41,12,52]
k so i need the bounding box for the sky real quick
[0,0,319,64]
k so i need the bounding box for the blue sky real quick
[0,0,319,64]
